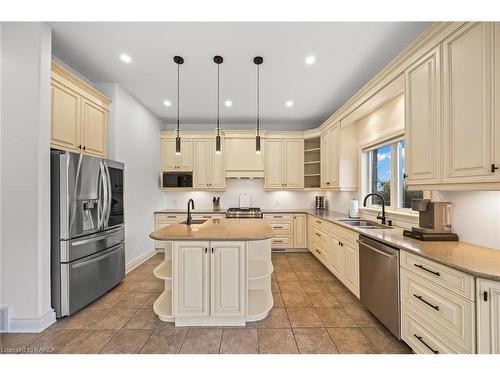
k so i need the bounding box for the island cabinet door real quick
[210,241,246,317]
[173,241,210,317]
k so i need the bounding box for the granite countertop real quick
[149,218,274,241]
[154,208,500,281]
[305,210,500,282]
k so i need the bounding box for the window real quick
[366,139,423,211]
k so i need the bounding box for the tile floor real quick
[0,252,411,354]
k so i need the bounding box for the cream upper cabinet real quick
[209,139,225,189]
[265,139,285,188]
[477,278,500,354]
[265,137,304,189]
[293,214,307,248]
[193,138,225,189]
[285,139,304,188]
[405,46,441,185]
[50,62,110,157]
[161,138,193,172]
[82,99,107,157]
[210,241,246,317]
[51,80,81,151]
[442,23,500,183]
[320,123,357,191]
[173,241,210,317]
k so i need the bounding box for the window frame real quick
[362,136,421,214]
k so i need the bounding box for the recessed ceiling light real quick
[224,100,232,107]
[305,55,316,65]
[163,100,172,107]
[119,54,132,64]
[285,100,294,108]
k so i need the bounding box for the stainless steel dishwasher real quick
[358,235,401,339]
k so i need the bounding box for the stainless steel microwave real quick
[162,172,193,188]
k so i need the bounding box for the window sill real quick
[358,207,419,227]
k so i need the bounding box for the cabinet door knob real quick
[83,146,86,151]
[492,164,499,173]
[205,247,208,253]
[211,247,214,254]
[78,145,82,149]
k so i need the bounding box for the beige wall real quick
[356,94,404,148]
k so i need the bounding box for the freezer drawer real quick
[60,226,124,262]
[59,242,125,317]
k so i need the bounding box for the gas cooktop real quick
[226,207,263,219]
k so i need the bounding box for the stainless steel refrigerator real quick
[50,150,125,318]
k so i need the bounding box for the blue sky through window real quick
[376,144,391,184]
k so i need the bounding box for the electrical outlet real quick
[275,200,280,206]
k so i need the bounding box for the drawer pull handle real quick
[274,216,283,218]
[413,294,440,311]
[413,334,439,354]
[316,220,321,224]
[315,249,321,254]
[274,226,284,229]
[414,264,440,277]
[315,232,321,237]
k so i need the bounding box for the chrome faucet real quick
[187,199,195,225]
[363,193,392,226]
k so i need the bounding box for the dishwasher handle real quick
[357,239,398,259]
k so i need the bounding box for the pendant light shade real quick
[214,55,223,154]
[174,56,184,155]
[254,56,263,154]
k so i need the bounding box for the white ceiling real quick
[49,22,430,130]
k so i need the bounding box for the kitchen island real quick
[149,218,274,326]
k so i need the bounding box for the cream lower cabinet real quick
[308,216,359,297]
[400,251,476,354]
[293,214,307,248]
[161,138,193,172]
[172,241,246,319]
[477,278,500,353]
[265,138,304,189]
[154,213,184,250]
[193,138,225,189]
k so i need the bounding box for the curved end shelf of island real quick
[248,259,274,280]
[153,290,174,322]
[153,260,172,280]
[247,289,274,322]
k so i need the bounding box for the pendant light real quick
[174,56,184,155]
[213,55,223,154]
[254,56,263,154]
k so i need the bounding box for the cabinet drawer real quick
[155,214,184,222]
[400,251,475,300]
[264,213,293,221]
[310,227,329,249]
[191,214,225,220]
[272,236,293,248]
[401,269,475,352]
[310,241,329,266]
[269,222,293,235]
[402,306,467,354]
[331,223,358,248]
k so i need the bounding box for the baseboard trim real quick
[4,309,56,333]
[125,248,158,274]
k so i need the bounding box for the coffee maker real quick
[403,199,459,241]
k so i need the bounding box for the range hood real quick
[224,133,265,178]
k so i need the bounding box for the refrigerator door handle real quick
[99,160,109,230]
[103,160,112,229]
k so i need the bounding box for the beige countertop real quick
[154,208,500,281]
[150,218,274,241]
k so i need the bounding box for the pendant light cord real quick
[176,62,180,136]
[256,63,260,135]
[217,63,220,136]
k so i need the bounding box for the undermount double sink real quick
[338,219,393,230]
